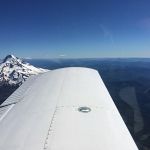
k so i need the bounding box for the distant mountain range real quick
[0,55,48,86]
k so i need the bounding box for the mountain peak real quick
[0,55,48,86]
[3,54,19,63]
[6,54,16,58]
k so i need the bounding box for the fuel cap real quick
[78,106,91,113]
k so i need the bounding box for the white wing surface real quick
[0,67,138,150]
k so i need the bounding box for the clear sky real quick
[0,0,150,58]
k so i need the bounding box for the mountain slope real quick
[0,55,48,86]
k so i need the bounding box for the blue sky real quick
[0,0,150,58]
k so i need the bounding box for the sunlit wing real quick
[0,67,138,150]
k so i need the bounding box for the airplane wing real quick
[0,67,138,150]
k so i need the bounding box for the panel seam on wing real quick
[43,70,68,150]
[43,108,58,150]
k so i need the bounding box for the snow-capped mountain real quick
[0,55,48,86]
